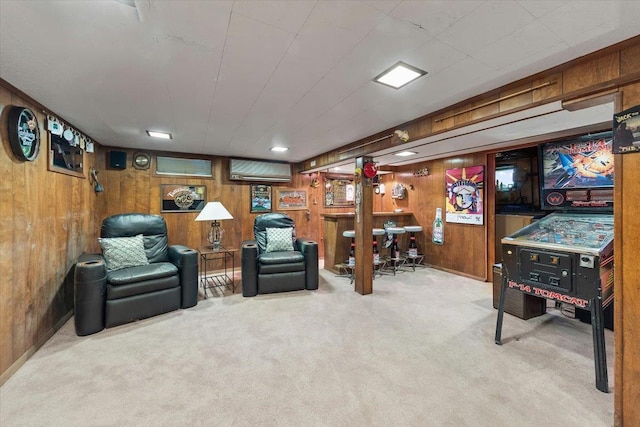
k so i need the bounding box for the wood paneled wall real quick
[372,153,488,280]
[0,85,98,383]
[93,150,341,261]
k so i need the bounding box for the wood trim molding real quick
[435,81,556,122]
[561,89,619,111]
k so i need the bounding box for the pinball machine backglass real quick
[539,133,614,211]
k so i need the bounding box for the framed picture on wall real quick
[250,184,272,213]
[161,184,206,212]
[444,165,484,225]
[48,131,85,178]
[323,176,355,208]
[275,188,308,210]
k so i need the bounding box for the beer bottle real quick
[408,234,418,257]
[392,235,400,260]
[433,208,444,245]
[373,239,380,265]
[348,239,355,267]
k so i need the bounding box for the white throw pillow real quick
[98,234,149,271]
[265,227,294,252]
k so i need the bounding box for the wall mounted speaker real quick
[108,151,127,170]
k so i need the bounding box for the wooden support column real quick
[614,84,640,427]
[354,156,373,295]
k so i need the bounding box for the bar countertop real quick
[322,211,413,218]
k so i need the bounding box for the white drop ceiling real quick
[1,1,638,166]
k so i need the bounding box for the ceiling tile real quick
[491,42,570,79]
[538,1,636,47]
[367,1,403,15]
[141,1,232,47]
[435,1,536,54]
[472,21,562,69]
[401,38,467,77]
[389,1,483,38]
[231,0,315,34]
[516,0,570,19]
[416,56,495,109]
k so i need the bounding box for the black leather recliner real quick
[242,213,318,296]
[74,213,198,336]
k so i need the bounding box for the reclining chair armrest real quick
[297,238,319,290]
[168,245,198,309]
[241,240,259,297]
[74,253,107,336]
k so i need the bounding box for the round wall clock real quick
[7,106,40,162]
[133,152,151,170]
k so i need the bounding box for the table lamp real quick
[195,202,234,249]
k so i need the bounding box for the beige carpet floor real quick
[0,266,614,426]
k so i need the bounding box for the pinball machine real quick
[494,133,615,393]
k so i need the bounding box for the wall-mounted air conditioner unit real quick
[229,159,292,182]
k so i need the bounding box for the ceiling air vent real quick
[230,159,291,182]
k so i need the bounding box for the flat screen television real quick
[539,132,613,211]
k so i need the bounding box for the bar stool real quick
[403,225,425,271]
[382,226,406,275]
[373,228,386,278]
[340,230,356,283]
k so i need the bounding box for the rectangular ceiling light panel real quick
[147,130,172,139]
[374,61,427,89]
[395,151,417,157]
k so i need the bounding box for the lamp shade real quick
[195,202,233,221]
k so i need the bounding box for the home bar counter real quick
[322,212,415,274]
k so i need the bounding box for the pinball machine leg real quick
[591,297,609,393]
[494,273,508,345]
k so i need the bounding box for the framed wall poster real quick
[613,104,640,154]
[275,188,308,210]
[250,184,272,213]
[48,131,85,178]
[323,176,355,207]
[445,165,484,225]
[161,184,206,212]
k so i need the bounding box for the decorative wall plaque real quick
[323,176,355,208]
[161,184,206,212]
[7,106,40,161]
[133,152,151,170]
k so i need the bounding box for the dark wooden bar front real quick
[322,212,414,274]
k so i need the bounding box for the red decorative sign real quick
[363,161,378,178]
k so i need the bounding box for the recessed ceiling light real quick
[395,151,417,157]
[146,130,172,139]
[271,147,289,152]
[374,61,427,89]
